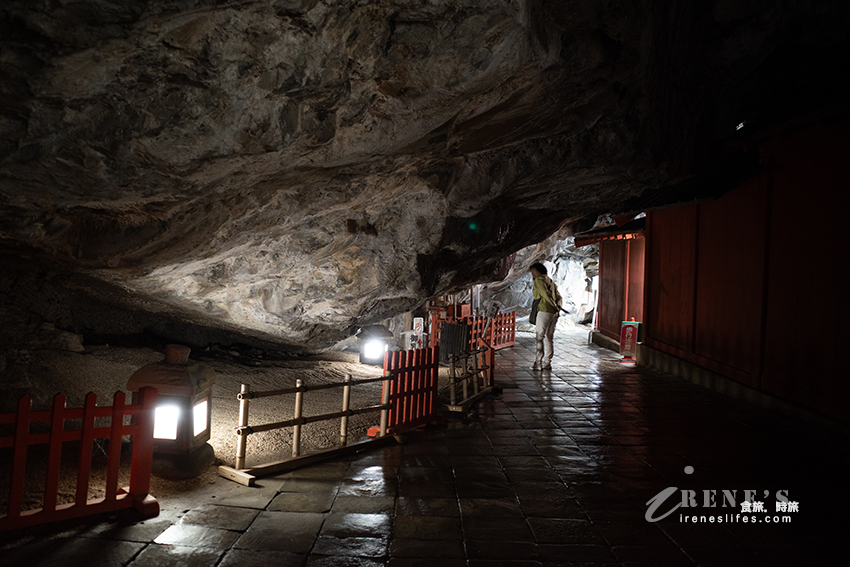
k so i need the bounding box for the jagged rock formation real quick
[1,0,847,351]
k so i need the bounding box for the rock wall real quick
[483,229,598,326]
[1,0,846,351]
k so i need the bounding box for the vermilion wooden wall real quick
[598,237,645,340]
[643,118,850,423]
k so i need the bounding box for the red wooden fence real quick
[489,311,516,350]
[0,387,159,531]
[429,312,442,349]
[431,311,516,352]
[468,312,516,351]
[380,346,440,436]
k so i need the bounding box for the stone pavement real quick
[1,327,846,566]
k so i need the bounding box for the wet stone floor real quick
[1,327,846,566]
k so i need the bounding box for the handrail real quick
[237,375,387,399]
[221,372,394,485]
[447,344,495,412]
[220,346,442,487]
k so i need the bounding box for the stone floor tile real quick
[537,543,618,563]
[453,466,509,483]
[268,491,336,513]
[657,522,746,549]
[211,484,279,510]
[594,521,675,547]
[455,479,515,499]
[393,515,463,540]
[277,478,343,496]
[526,518,605,545]
[462,516,536,542]
[311,535,388,557]
[467,559,544,567]
[510,481,571,499]
[154,524,241,549]
[399,466,455,482]
[389,538,466,558]
[497,455,550,467]
[85,515,174,543]
[490,444,543,458]
[234,511,324,553]
[346,464,400,479]
[400,453,453,467]
[286,462,351,480]
[128,543,224,567]
[486,430,532,441]
[320,513,392,539]
[518,497,587,519]
[396,496,460,517]
[307,556,386,567]
[466,539,540,560]
[397,479,456,498]
[387,557,467,566]
[578,500,649,523]
[339,475,398,497]
[332,495,396,514]
[179,504,260,531]
[610,545,697,565]
[4,537,145,567]
[504,466,562,484]
[219,548,307,567]
[459,497,524,517]
[450,455,501,467]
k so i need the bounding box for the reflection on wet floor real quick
[1,327,846,566]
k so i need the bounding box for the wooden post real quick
[292,379,303,458]
[43,394,66,513]
[105,391,125,502]
[379,371,391,438]
[340,374,351,447]
[130,387,157,497]
[449,355,457,406]
[8,395,31,520]
[235,384,250,470]
[462,355,469,402]
[75,392,97,506]
[472,348,480,396]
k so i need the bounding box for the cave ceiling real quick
[1,0,847,351]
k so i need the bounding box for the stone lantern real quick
[127,344,216,479]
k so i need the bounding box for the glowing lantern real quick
[356,325,393,365]
[127,344,216,479]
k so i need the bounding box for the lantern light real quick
[127,344,217,479]
[356,325,393,365]
[153,405,180,440]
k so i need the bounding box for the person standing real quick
[529,262,562,370]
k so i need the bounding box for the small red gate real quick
[369,346,440,437]
[0,388,159,531]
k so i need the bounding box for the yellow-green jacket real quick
[532,275,562,314]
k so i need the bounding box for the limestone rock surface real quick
[1,0,846,350]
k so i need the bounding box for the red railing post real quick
[75,393,97,506]
[42,394,66,513]
[7,395,31,521]
[130,386,157,498]
[105,392,125,502]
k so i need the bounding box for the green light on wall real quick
[468,222,478,231]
